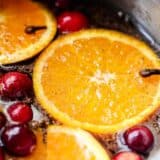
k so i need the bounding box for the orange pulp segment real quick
[47,125,110,160]
[33,29,160,133]
[0,0,57,64]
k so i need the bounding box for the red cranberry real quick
[55,0,70,8]
[57,11,88,34]
[7,102,33,124]
[0,147,4,160]
[0,72,32,100]
[0,112,6,129]
[124,126,154,153]
[113,151,143,160]
[1,125,36,156]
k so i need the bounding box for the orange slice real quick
[33,29,160,133]
[0,0,57,64]
[47,125,110,160]
[6,130,46,160]
[6,126,110,160]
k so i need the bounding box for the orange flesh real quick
[5,131,46,160]
[47,131,98,160]
[41,37,160,125]
[0,0,46,54]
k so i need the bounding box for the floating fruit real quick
[46,126,110,160]
[1,125,36,156]
[7,102,33,124]
[124,126,154,153]
[113,151,143,160]
[0,0,57,64]
[5,130,46,160]
[33,29,160,133]
[0,72,32,100]
[57,11,88,33]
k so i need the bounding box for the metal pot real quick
[106,0,160,52]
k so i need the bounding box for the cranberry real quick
[0,112,6,129]
[0,147,4,160]
[7,102,33,124]
[113,151,143,160]
[57,11,88,34]
[1,125,36,156]
[55,0,70,8]
[0,72,32,100]
[124,126,154,153]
